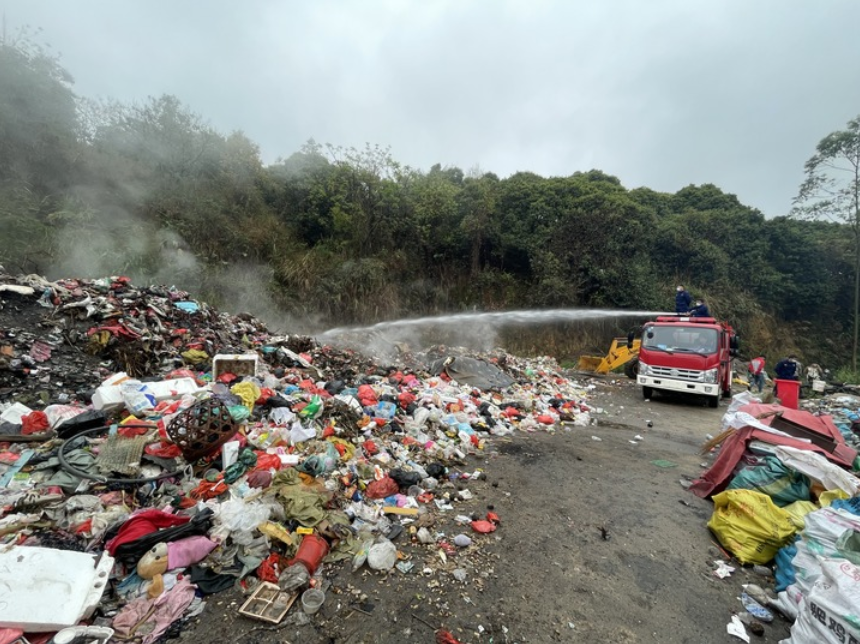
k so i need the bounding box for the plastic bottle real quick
[741,591,774,622]
[299,395,323,419]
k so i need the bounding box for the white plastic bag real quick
[268,407,296,426]
[212,498,271,545]
[773,445,860,496]
[792,508,860,597]
[120,380,156,414]
[367,538,397,571]
[289,420,316,445]
[782,557,860,644]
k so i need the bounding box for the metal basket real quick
[165,398,237,462]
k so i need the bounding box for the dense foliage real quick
[0,36,853,368]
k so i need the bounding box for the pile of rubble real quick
[0,273,596,644]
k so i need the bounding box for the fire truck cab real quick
[636,316,738,408]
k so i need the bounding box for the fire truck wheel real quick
[707,395,719,408]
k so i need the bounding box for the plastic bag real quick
[367,538,397,571]
[289,420,316,445]
[297,442,339,477]
[213,498,271,545]
[351,539,373,572]
[783,557,860,644]
[773,445,860,497]
[835,528,860,565]
[790,507,860,598]
[269,407,296,426]
[782,500,818,530]
[120,380,156,414]
[727,456,811,507]
[708,489,797,564]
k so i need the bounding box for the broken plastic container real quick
[301,588,325,615]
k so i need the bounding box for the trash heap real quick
[0,273,596,643]
[690,391,860,644]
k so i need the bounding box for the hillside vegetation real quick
[0,35,851,368]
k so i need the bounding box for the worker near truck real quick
[689,298,710,317]
[748,356,766,394]
[775,355,800,380]
[675,286,692,314]
[774,354,801,400]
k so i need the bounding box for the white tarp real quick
[773,444,860,496]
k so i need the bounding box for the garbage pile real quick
[0,272,596,643]
[690,392,860,644]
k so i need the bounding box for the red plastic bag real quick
[145,441,183,459]
[256,387,275,405]
[470,520,497,533]
[21,411,49,435]
[436,631,462,644]
[357,384,377,406]
[365,476,399,499]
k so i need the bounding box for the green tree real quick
[792,115,860,368]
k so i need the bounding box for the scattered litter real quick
[727,615,750,643]
[651,459,677,468]
[713,560,735,579]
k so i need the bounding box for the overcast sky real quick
[3,0,859,217]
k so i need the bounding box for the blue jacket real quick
[775,358,798,380]
[675,290,692,314]
[690,303,710,317]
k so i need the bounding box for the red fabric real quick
[188,479,229,501]
[257,552,280,583]
[691,404,857,499]
[118,425,152,438]
[253,453,282,471]
[247,470,273,489]
[145,441,183,459]
[105,509,190,555]
[21,411,49,435]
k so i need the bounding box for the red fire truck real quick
[636,316,738,408]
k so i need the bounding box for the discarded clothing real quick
[112,577,196,644]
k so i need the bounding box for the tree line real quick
[0,34,854,369]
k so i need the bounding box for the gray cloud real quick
[3,0,860,216]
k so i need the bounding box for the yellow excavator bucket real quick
[577,337,640,375]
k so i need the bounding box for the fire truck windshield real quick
[642,326,718,354]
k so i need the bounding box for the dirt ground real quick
[181,377,794,644]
